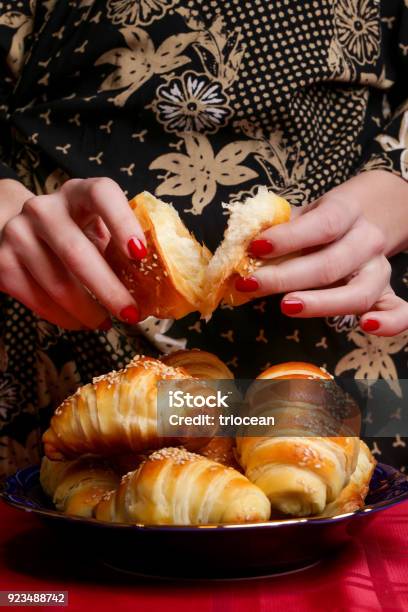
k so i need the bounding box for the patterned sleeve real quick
[360,0,408,180]
[0,2,36,183]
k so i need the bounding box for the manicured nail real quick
[98,317,112,331]
[235,276,260,292]
[249,239,274,258]
[128,237,148,260]
[361,318,380,332]
[120,305,140,324]
[281,299,304,315]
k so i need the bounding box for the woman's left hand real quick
[235,170,408,336]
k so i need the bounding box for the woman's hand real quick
[0,177,147,329]
[236,171,408,336]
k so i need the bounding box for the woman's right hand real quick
[0,177,146,330]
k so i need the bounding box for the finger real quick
[82,216,111,255]
[61,178,147,260]
[249,193,360,259]
[0,248,84,329]
[360,288,408,336]
[245,217,385,296]
[279,256,391,318]
[24,195,141,323]
[9,215,111,329]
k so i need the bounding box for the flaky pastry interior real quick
[107,188,291,320]
[201,187,291,315]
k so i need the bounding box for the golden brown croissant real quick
[105,191,211,320]
[161,349,234,380]
[42,356,193,461]
[236,361,360,516]
[106,189,290,319]
[95,447,270,525]
[40,456,119,518]
[320,441,376,517]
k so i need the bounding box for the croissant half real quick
[105,191,212,320]
[106,188,291,320]
[42,356,191,461]
[202,187,291,315]
[95,447,271,525]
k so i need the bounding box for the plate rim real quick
[1,463,408,531]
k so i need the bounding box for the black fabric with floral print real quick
[0,0,407,477]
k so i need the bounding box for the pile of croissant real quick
[40,350,375,525]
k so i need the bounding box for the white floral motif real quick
[153,72,232,134]
[334,0,381,66]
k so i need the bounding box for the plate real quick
[1,463,408,579]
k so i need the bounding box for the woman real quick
[0,0,407,476]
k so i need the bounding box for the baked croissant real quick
[40,456,119,518]
[95,447,270,525]
[106,189,290,320]
[42,356,193,461]
[105,191,211,320]
[320,441,375,517]
[236,362,360,516]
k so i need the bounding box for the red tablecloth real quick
[1,500,408,612]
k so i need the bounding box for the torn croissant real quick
[105,188,291,320]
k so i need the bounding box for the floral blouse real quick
[0,0,407,478]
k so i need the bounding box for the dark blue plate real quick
[1,463,408,579]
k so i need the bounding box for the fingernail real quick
[249,239,274,258]
[235,276,260,292]
[128,237,148,260]
[98,317,112,331]
[120,305,140,324]
[281,299,304,315]
[361,318,380,332]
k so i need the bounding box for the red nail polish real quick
[361,318,380,332]
[128,237,148,260]
[281,299,304,315]
[235,276,260,292]
[98,317,112,331]
[249,239,274,258]
[120,305,140,324]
